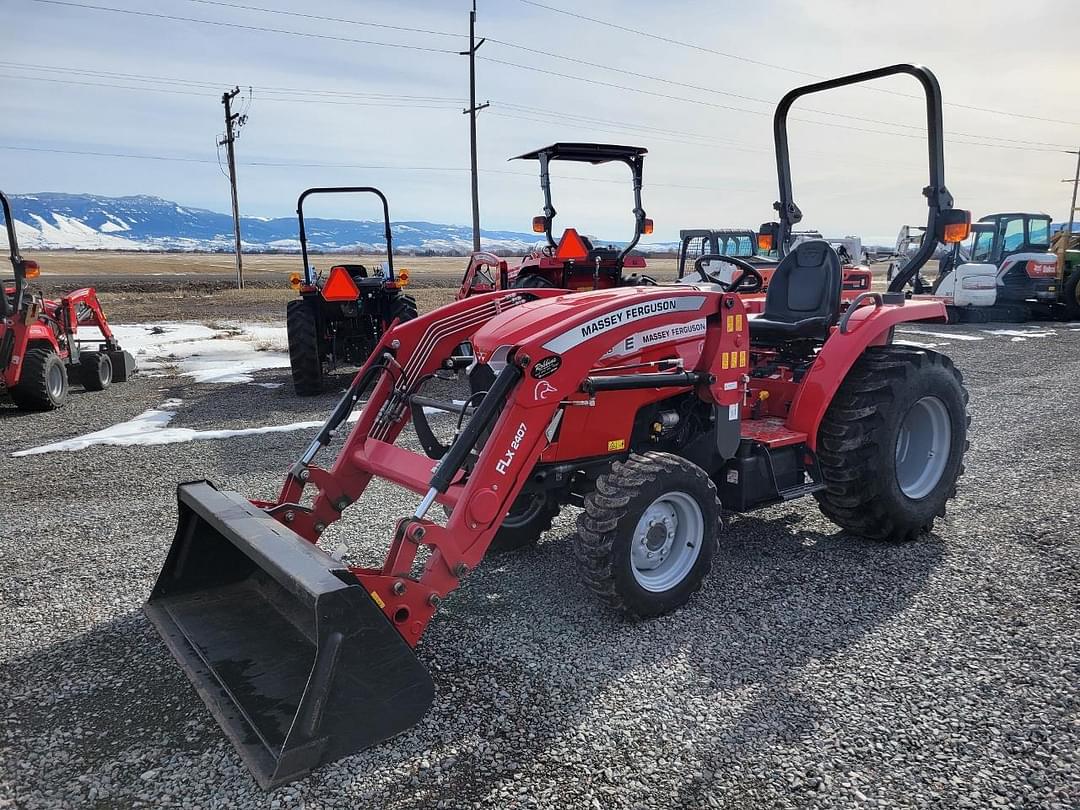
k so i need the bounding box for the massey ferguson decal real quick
[542,296,706,353]
[602,317,707,359]
[496,422,528,475]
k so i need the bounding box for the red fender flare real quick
[786,299,947,449]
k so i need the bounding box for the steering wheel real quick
[693,254,765,293]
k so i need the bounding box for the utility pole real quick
[1062,149,1080,242]
[219,87,247,289]
[460,1,489,252]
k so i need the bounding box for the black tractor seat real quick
[749,240,842,343]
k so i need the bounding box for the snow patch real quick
[10,399,325,457]
[894,338,942,349]
[896,328,982,342]
[982,329,1057,340]
[82,322,290,384]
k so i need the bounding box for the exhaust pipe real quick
[145,481,434,789]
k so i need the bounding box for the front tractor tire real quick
[286,299,324,396]
[79,351,113,392]
[573,452,719,619]
[815,346,969,542]
[10,346,69,411]
[488,492,560,554]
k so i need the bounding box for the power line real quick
[477,56,1066,154]
[481,40,1074,149]
[28,0,460,53]
[515,0,1080,127]
[181,0,462,39]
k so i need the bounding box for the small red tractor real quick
[145,65,972,788]
[456,143,656,298]
[286,186,418,395]
[1,190,134,410]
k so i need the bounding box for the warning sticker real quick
[602,317,707,358]
[728,403,739,421]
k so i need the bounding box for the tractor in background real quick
[930,212,1059,321]
[286,186,418,395]
[1,190,135,411]
[680,225,873,307]
[1051,227,1080,319]
[456,143,656,299]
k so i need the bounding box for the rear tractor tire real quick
[573,452,719,619]
[512,274,556,289]
[286,299,324,397]
[79,351,113,391]
[10,346,69,411]
[815,346,969,542]
[1063,269,1080,321]
[388,293,418,327]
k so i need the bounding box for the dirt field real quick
[24,250,892,322]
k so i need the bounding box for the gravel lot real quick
[1,320,1078,809]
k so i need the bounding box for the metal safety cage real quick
[513,143,649,262]
[297,187,396,285]
[770,64,956,292]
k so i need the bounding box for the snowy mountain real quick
[0,192,678,255]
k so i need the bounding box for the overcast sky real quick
[2,0,1078,242]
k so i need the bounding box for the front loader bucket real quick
[144,481,434,789]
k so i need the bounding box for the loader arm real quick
[271,286,733,646]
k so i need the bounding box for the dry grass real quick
[26,250,888,323]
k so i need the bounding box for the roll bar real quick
[772,64,955,293]
[296,187,395,284]
[513,143,649,263]
[1,190,25,319]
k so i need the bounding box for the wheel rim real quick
[895,396,952,500]
[630,491,704,593]
[100,357,112,385]
[47,362,64,399]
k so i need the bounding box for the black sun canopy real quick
[512,143,647,164]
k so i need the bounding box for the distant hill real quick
[0,192,678,255]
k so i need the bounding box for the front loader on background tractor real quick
[145,64,972,789]
[456,143,657,298]
[286,186,418,395]
[1,190,134,410]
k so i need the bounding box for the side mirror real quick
[937,209,971,244]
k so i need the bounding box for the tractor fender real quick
[786,298,947,448]
[1,323,61,387]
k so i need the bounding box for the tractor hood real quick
[471,287,711,363]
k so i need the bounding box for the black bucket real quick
[144,481,435,789]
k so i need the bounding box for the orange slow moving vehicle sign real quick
[555,228,590,262]
[322,266,361,301]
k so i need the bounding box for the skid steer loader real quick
[145,64,973,788]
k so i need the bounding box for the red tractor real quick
[145,65,973,789]
[1,190,134,410]
[677,226,874,310]
[456,143,656,299]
